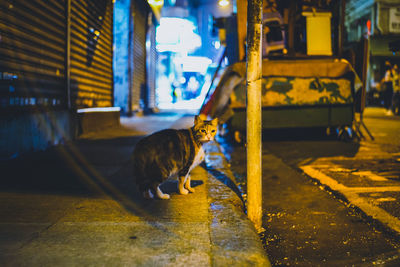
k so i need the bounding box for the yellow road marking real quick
[352,171,388,181]
[301,165,400,234]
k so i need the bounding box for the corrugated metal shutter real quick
[0,0,66,110]
[70,0,113,108]
[130,0,148,112]
[147,16,157,110]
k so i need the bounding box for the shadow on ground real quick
[0,136,203,219]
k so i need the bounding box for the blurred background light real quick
[147,0,164,6]
[156,17,201,53]
[218,0,229,7]
[213,40,221,49]
[174,56,212,74]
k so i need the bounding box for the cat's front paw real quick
[179,188,189,195]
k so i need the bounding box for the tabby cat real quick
[132,115,218,199]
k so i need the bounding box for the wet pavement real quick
[221,107,400,266]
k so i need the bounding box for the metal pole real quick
[361,37,369,115]
[288,1,296,57]
[338,0,345,58]
[246,0,262,231]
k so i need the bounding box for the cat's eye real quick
[211,130,216,133]
[201,129,206,133]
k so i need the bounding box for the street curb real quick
[205,142,271,267]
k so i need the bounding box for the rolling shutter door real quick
[0,0,67,110]
[70,0,113,108]
[131,0,148,112]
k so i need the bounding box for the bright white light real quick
[218,0,229,7]
[77,107,121,113]
[214,40,221,49]
[156,17,201,53]
[174,56,212,74]
[147,0,163,6]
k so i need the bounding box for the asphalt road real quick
[221,107,400,266]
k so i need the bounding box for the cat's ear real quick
[211,117,218,126]
[194,115,204,125]
[199,113,207,120]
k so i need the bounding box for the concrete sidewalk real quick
[0,112,270,266]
